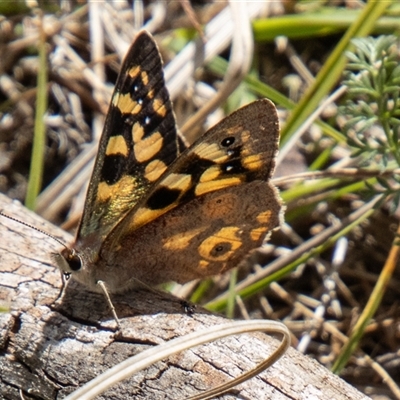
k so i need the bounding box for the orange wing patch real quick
[106,135,129,157]
[133,131,164,163]
[112,92,142,114]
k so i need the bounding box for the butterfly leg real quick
[52,271,71,306]
[97,280,121,330]
[180,300,196,316]
[114,274,198,316]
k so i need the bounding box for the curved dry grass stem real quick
[63,320,290,400]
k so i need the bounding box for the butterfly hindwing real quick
[78,31,186,246]
[107,181,281,285]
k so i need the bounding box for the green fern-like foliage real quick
[342,35,400,166]
[341,36,400,211]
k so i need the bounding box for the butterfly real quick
[53,30,283,294]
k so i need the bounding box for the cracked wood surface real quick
[0,193,370,400]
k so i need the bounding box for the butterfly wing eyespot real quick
[221,137,235,147]
[211,243,232,257]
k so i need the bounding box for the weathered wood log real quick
[0,193,370,399]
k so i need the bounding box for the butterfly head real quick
[51,246,112,292]
[51,248,102,291]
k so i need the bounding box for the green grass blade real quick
[280,0,393,145]
[226,268,238,319]
[253,6,400,41]
[25,15,48,210]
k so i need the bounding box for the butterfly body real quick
[54,31,282,294]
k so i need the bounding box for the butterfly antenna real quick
[0,210,67,249]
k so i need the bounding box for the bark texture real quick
[0,193,370,400]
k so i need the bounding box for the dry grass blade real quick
[180,1,254,139]
[63,320,290,400]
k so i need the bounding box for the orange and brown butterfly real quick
[54,30,283,294]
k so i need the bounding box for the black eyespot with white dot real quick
[221,137,235,147]
[124,114,135,126]
[210,242,232,258]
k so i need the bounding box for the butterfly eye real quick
[52,250,82,274]
[67,254,82,271]
[221,137,235,147]
[61,248,82,271]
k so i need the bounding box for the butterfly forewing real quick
[78,31,185,245]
